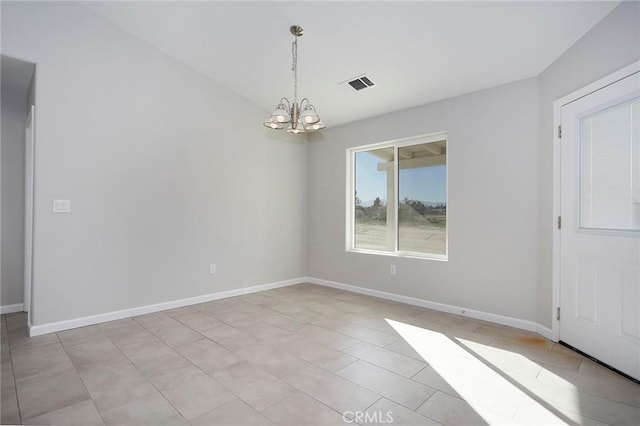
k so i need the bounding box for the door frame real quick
[24,104,35,321]
[551,60,640,341]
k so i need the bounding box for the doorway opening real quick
[1,55,36,328]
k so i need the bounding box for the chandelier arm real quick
[280,97,291,112]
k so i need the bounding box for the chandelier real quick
[263,25,325,134]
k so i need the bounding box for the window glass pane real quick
[354,148,394,251]
[398,141,447,254]
[580,98,640,231]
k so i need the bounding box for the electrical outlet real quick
[390,264,397,275]
[209,264,216,274]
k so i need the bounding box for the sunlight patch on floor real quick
[386,319,581,425]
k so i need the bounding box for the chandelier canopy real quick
[263,25,325,134]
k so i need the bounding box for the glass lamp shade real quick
[299,105,320,124]
[263,120,285,129]
[286,123,305,134]
[270,103,290,123]
[304,120,325,131]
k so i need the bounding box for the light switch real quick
[52,199,71,213]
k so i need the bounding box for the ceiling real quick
[81,1,619,128]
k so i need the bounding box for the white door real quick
[560,70,639,381]
[24,105,34,318]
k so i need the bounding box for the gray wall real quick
[1,79,27,308]
[308,78,541,322]
[308,1,639,328]
[1,1,636,330]
[536,1,640,327]
[1,2,307,325]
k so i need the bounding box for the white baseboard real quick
[1,303,24,314]
[27,275,556,342]
[306,276,554,340]
[29,277,305,337]
[535,324,554,340]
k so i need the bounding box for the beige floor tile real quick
[196,300,228,315]
[536,366,640,408]
[16,367,90,421]
[175,338,242,373]
[207,307,262,326]
[101,392,189,426]
[97,318,137,331]
[118,337,191,378]
[148,323,203,348]
[8,329,59,352]
[26,399,104,425]
[337,311,393,332]
[491,339,582,371]
[189,398,272,426]
[296,325,360,351]
[130,350,191,379]
[1,358,15,391]
[57,325,108,348]
[80,363,157,413]
[411,365,460,397]
[101,322,157,347]
[239,293,274,306]
[460,339,544,379]
[513,398,613,426]
[235,343,311,378]
[172,311,223,332]
[5,312,27,332]
[1,383,21,425]
[332,299,382,316]
[212,362,295,412]
[284,338,358,372]
[290,310,347,330]
[260,300,307,317]
[151,365,237,420]
[256,310,308,331]
[344,341,427,377]
[3,287,638,426]
[436,314,486,332]
[66,338,131,373]
[260,390,345,425]
[384,338,425,361]
[199,324,261,351]
[337,360,436,410]
[163,304,202,318]
[133,312,179,329]
[285,365,380,414]
[233,318,297,342]
[444,327,498,346]
[362,398,442,426]
[417,391,489,425]
[227,299,268,314]
[12,341,73,380]
[333,322,399,347]
[564,391,640,425]
[578,358,635,385]
[305,300,349,318]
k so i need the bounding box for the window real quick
[347,133,448,260]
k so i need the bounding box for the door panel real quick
[560,71,640,380]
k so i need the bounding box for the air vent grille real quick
[346,75,375,91]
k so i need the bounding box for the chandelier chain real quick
[291,37,298,107]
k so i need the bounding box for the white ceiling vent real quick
[341,74,376,91]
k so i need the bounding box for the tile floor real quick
[1,283,639,425]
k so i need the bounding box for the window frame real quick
[346,132,449,261]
